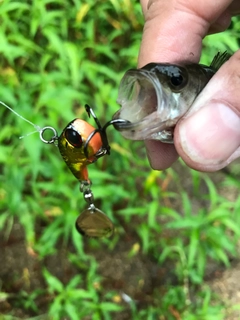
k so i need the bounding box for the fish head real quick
[114,63,200,141]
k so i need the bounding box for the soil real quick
[1,160,240,320]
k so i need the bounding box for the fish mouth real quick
[113,68,176,141]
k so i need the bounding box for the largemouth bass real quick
[113,52,230,143]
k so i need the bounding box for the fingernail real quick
[179,102,240,165]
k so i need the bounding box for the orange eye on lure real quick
[1,101,129,238]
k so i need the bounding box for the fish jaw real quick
[114,67,182,141]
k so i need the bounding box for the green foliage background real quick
[0,1,240,319]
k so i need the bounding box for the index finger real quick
[139,0,233,67]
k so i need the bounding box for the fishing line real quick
[0,100,42,139]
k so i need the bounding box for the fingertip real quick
[145,140,179,170]
[208,10,231,34]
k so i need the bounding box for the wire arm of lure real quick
[83,105,131,160]
[85,104,131,132]
[83,128,107,159]
[85,104,102,129]
[102,118,131,131]
[99,118,132,153]
[84,104,110,158]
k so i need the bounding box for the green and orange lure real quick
[1,101,128,238]
[55,105,127,238]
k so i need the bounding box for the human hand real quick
[139,0,240,172]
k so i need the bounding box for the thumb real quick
[175,51,240,172]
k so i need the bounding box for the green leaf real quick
[43,269,64,293]
[187,228,199,269]
[99,302,123,312]
[65,303,80,320]
[0,212,9,229]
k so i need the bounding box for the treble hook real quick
[83,104,130,159]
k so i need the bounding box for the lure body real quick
[58,118,103,181]
[114,52,230,142]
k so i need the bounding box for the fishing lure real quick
[1,101,128,238]
[55,105,128,238]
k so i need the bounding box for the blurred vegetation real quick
[0,1,240,319]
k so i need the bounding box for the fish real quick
[113,52,230,143]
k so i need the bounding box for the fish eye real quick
[168,67,188,91]
[65,128,83,148]
[170,74,184,86]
